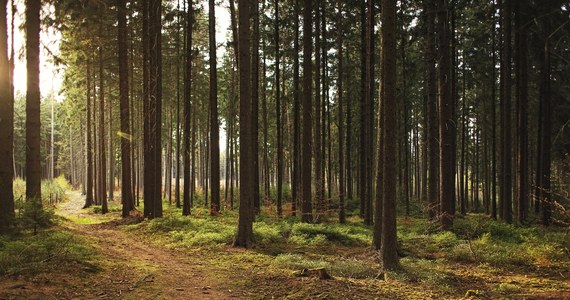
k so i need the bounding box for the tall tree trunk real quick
[437,0,454,229]
[486,0,497,220]
[500,0,513,223]
[314,0,324,221]
[175,0,181,209]
[99,44,108,214]
[252,0,260,215]
[144,0,163,218]
[301,0,313,223]
[209,0,220,214]
[359,0,368,223]
[539,16,552,226]
[234,0,254,248]
[0,0,15,230]
[292,0,300,217]
[118,0,134,217]
[514,0,528,225]
[84,61,94,209]
[424,0,438,220]
[261,0,270,204]
[337,0,345,224]
[275,0,283,217]
[379,0,399,270]
[25,0,41,205]
[183,0,193,216]
[459,63,467,215]
[108,94,114,202]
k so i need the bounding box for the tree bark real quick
[337,0,345,224]
[99,43,108,214]
[514,0,528,225]
[0,0,15,230]
[424,0,438,220]
[209,0,220,215]
[380,0,399,270]
[84,61,94,209]
[234,0,254,248]
[25,0,41,204]
[500,0,513,224]
[183,0,193,216]
[437,0,454,229]
[275,0,283,217]
[252,0,260,215]
[301,0,313,223]
[118,0,134,217]
[292,0,300,217]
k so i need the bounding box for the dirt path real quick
[53,191,236,300]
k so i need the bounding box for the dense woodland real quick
[0,0,570,298]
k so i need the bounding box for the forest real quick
[0,0,569,299]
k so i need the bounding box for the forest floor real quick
[0,191,569,299]
[0,191,232,300]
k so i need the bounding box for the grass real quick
[0,229,97,276]
[6,181,567,299]
[120,204,569,299]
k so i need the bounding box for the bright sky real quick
[9,0,231,151]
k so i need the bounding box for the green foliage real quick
[18,197,55,234]
[144,213,235,247]
[253,221,287,243]
[13,176,70,209]
[272,253,377,279]
[92,204,122,214]
[398,257,456,287]
[289,222,369,246]
[0,230,95,276]
[42,176,70,205]
[11,177,71,233]
[12,177,26,205]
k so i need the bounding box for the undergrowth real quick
[0,229,96,276]
[123,205,569,299]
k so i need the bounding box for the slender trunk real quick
[301,0,313,223]
[314,1,324,221]
[514,0,528,225]
[252,0,260,215]
[425,0,438,220]
[84,61,94,208]
[174,0,181,209]
[209,0,220,214]
[491,0,498,219]
[337,1,345,224]
[183,0,193,216]
[99,44,108,214]
[500,0,513,223]
[292,0,300,217]
[275,0,283,217]
[261,1,270,204]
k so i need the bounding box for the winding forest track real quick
[54,191,235,300]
